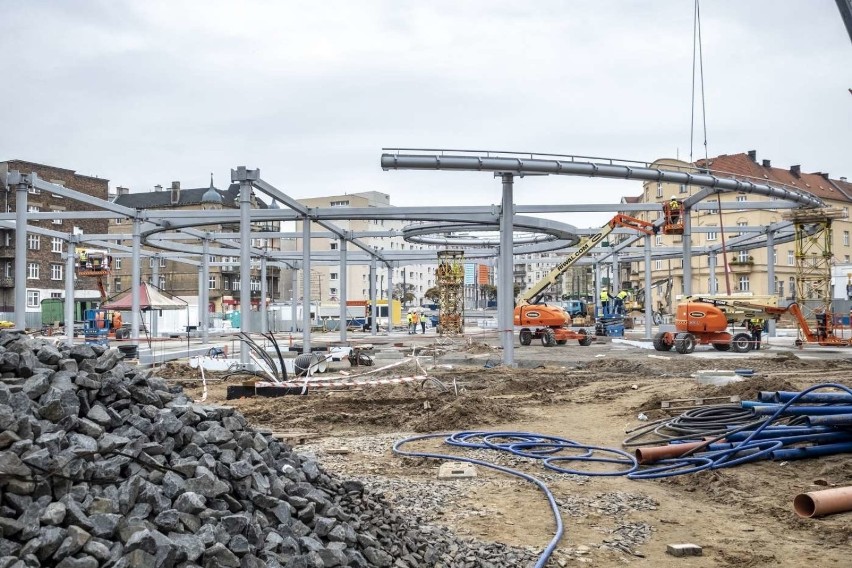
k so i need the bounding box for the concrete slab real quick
[437,462,477,480]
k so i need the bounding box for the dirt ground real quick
[166,335,852,567]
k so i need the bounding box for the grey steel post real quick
[260,257,268,334]
[611,251,620,294]
[302,216,312,353]
[151,254,160,340]
[339,239,347,343]
[14,179,27,330]
[495,257,502,333]
[291,265,298,333]
[644,235,653,339]
[682,208,692,296]
[197,266,204,329]
[386,263,393,331]
[594,262,602,316]
[766,230,776,338]
[369,257,377,335]
[499,173,514,366]
[239,180,252,365]
[64,240,76,345]
[131,218,141,341]
[708,251,717,294]
[201,239,210,344]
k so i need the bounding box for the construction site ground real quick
[169,331,852,567]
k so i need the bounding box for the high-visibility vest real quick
[600,291,609,301]
[670,200,680,210]
[617,290,628,300]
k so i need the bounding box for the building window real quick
[843,254,850,262]
[736,221,748,237]
[844,231,849,246]
[777,280,784,297]
[330,200,350,207]
[28,235,40,250]
[115,218,123,224]
[149,257,155,268]
[655,235,663,246]
[160,257,167,268]
[233,279,241,291]
[114,258,122,270]
[27,262,39,279]
[27,290,40,308]
[656,182,663,198]
[4,262,11,278]
[28,205,40,213]
[737,250,749,263]
[788,250,794,265]
[330,272,339,280]
[53,217,62,225]
[706,230,717,241]
[114,278,121,291]
[736,195,747,202]
[209,276,218,289]
[655,259,662,270]
[51,237,63,253]
[330,242,338,250]
[50,264,63,280]
[158,276,166,289]
[72,226,83,236]
[28,186,40,195]
[3,231,11,247]
[738,276,750,292]
[679,183,687,194]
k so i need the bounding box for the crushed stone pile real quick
[0,331,537,568]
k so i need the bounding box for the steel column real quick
[14,181,27,330]
[499,173,514,366]
[302,217,312,353]
[201,239,210,344]
[709,251,717,294]
[766,231,776,338]
[682,209,692,296]
[290,265,298,333]
[611,252,620,294]
[197,266,204,329]
[151,255,160,340]
[386,264,393,331]
[495,257,502,333]
[131,219,141,341]
[370,257,377,335]
[239,182,252,365]
[594,262,602,316]
[644,235,653,339]
[260,257,268,334]
[339,240,347,343]
[64,240,76,345]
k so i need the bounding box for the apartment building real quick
[623,151,852,313]
[0,160,108,314]
[291,192,437,306]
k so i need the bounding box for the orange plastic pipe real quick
[635,441,709,465]
[794,486,852,518]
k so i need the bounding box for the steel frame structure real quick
[2,149,828,368]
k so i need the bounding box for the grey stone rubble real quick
[0,331,541,568]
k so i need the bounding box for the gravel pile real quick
[0,332,540,568]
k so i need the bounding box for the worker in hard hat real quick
[747,317,764,350]
[407,311,414,334]
[615,289,629,315]
[668,196,681,224]
[599,288,611,316]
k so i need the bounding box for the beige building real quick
[623,151,852,314]
[289,191,437,306]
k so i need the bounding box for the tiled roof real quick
[696,152,852,203]
[621,194,642,203]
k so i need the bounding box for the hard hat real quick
[671,195,677,200]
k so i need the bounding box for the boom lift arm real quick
[520,214,657,305]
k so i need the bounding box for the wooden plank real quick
[661,395,741,409]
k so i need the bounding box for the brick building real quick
[0,160,109,314]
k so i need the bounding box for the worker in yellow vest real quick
[600,289,611,315]
[615,289,629,314]
[407,311,414,334]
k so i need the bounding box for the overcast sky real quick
[1,0,849,227]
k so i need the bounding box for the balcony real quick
[0,278,13,288]
[729,257,755,273]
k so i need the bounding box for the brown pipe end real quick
[793,493,816,518]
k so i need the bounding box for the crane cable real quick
[689,0,732,295]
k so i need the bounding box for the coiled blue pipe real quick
[804,414,852,427]
[393,432,564,568]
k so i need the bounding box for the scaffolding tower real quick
[436,250,465,335]
[782,208,848,343]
